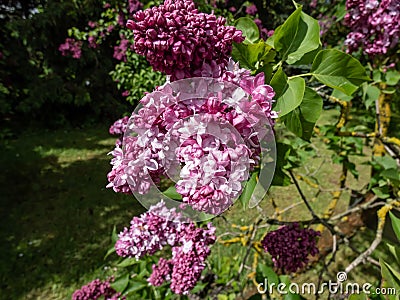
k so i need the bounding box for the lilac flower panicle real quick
[126,0,244,80]
[109,116,129,135]
[246,4,258,15]
[72,278,125,300]
[344,0,400,56]
[261,223,320,273]
[106,61,277,213]
[59,38,82,59]
[115,201,216,294]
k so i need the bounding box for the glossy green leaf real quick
[240,172,258,209]
[269,7,320,64]
[286,12,321,64]
[270,67,288,98]
[311,49,370,95]
[163,186,182,200]
[389,212,400,241]
[232,41,273,71]
[234,17,260,44]
[300,87,323,123]
[273,77,305,117]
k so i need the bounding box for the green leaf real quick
[270,7,320,64]
[124,280,147,295]
[286,12,321,64]
[111,274,130,293]
[281,87,322,140]
[273,77,305,117]
[239,172,258,209]
[372,187,390,199]
[163,186,182,200]
[271,143,294,186]
[388,244,400,262]
[270,67,288,98]
[374,156,398,170]
[385,70,400,86]
[191,282,208,294]
[381,169,400,183]
[283,109,303,137]
[362,84,380,109]
[332,88,354,102]
[311,49,370,95]
[111,225,118,243]
[256,264,279,287]
[300,87,323,123]
[272,7,302,57]
[104,245,116,260]
[117,257,140,267]
[389,212,400,241]
[232,41,273,71]
[234,17,260,44]
[380,259,400,296]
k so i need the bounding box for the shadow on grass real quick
[0,126,144,300]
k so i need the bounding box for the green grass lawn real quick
[0,109,392,299]
[0,125,144,300]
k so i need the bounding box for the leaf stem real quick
[288,72,313,79]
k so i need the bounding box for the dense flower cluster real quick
[261,223,320,273]
[115,201,216,294]
[72,278,125,300]
[246,4,258,15]
[109,116,129,146]
[126,0,244,80]
[106,59,277,214]
[59,38,82,59]
[344,0,400,56]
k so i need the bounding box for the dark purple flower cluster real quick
[115,201,216,294]
[59,38,82,59]
[72,278,125,300]
[126,0,244,80]
[261,223,320,273]
[344,0,400,56]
